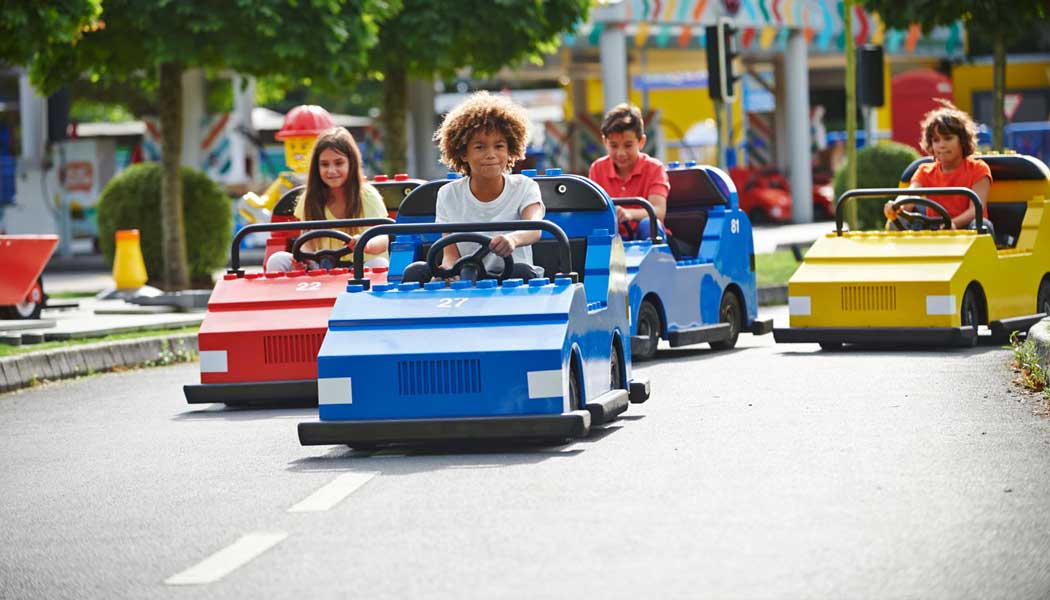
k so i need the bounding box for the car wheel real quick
[710,291,741,350]
[0,277,44,320]
[1038,277,1050,316]
[633,300,661,361]
[961,287,981,347]
[568,361,582,411]
[610,342,623,391]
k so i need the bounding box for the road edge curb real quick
[1028,317,1050,377]
[0,333,198,395]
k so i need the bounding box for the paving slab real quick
[0,319,57,332]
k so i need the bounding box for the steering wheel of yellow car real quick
[890,196,953,231]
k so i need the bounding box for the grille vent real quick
[398,359,481,396]
[840,285,897,312]
[263,333,324,365]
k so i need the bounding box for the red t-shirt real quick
[589,153,670,201]
[910,157,992,218]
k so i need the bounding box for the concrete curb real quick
[758,285,788,306]
[1028,317,1050,377]
[0,334,198,395]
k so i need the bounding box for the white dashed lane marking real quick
[287,471,378,513]
[164,531,287,585]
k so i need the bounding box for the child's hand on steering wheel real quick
[489,234,517,257]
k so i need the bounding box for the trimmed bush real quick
[97,163,231,285]
[833,141,921,230]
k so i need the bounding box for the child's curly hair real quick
[433,91,530,175]
[919,99,979,158]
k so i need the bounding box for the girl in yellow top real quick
[266,127,389,272]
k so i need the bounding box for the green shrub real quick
[833,141,921,230]
[97,163,231,285]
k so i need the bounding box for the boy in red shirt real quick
[884,100,992,231]
[588,104,670,240]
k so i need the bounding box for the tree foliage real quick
[0,0,102,67]
[369,0,591,172]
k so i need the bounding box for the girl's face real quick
[930,128,963,167]
[462,129,509,179]
[317,147,350,189]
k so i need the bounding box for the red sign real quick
[63,161,93,192]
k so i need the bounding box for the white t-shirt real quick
[435,174,544,272]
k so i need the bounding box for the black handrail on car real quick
[834,187,984,236]
[611,197,663,243]
[350,220,576,286]
[227,218,395,274]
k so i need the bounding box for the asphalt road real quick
[2,307,1050,599]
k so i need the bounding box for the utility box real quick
[57,138,116,250]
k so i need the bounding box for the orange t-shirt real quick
[910,157,992,218]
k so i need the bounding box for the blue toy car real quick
[297,172,651,448]
[613,164,772,360]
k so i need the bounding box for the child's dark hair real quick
[434,91,529,175]
[600,103,644,139]
[919,99,979,158]
[302,127,365,222]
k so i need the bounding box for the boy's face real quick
[462,129,509,179]
[603,130,647,173]
[929,127,963,166]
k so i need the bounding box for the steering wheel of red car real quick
[426,233,515,282]
[291,229,356,269]
[890,196,953,231]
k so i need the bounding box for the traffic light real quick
[706,18,739,102]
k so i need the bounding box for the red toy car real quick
[0,235,57,320]
[728,167,835,223]
[184,218,392,407]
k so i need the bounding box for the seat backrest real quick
[664,168,729,257]
[273,185,304,217]
[396,179,450,221]
[535,176,616,239]
[372,179,425,217]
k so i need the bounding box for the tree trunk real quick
[992,30,1006,150]
[382,66,408,175]
[157,61,190,290]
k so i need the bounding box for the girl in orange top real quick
[884,101,992,230]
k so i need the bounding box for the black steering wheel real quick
[291,229,355,269]
[426,233,514,282]
[890,196,953,231]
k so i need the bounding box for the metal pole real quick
[844,0,858,229]
[785,30,813,223]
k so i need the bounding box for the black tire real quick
[568,360,582,411]
[819,341,843,351]
[610,342,624,391]
[961,286,982,347]
[0,277,44,320]
[710,291,742,350]
[1038,276,1050,316]
[633,300,661,361]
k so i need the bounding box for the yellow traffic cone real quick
[113,229,149,290]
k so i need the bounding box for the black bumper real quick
[629,379,650,404]
[772,326,977,347]
[750,318,774,335]
[298,410,592,447]
[184,379,317,407]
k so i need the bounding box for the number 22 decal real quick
[437,298,469,308]
[295,281,322,291]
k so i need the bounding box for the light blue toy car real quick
[615,164,772,360]
[297,172,650,448]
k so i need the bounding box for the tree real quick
[0,1,102,67]
[24,0,398,289]
[858,0,1047,150]
[369,0,591,173]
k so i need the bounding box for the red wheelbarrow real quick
[0,235,58,319]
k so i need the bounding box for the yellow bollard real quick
[113,229,148,290]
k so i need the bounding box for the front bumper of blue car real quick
[298,410,592,447]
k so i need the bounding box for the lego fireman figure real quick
[238,104,335,223]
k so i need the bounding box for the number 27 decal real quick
[437,298,469,308]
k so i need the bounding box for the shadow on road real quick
[173,404,315,421]
[775,344,1008,358]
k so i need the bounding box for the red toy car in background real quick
[184,218,392,407]
[0,235,57,320]
[728,167,835,224]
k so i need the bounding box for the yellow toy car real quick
[773,152,1050,349]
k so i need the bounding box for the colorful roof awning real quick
[566,0,964,57]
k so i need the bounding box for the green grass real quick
[48,290,100,299]
[0,326,199,359]
[755,249,804,287]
